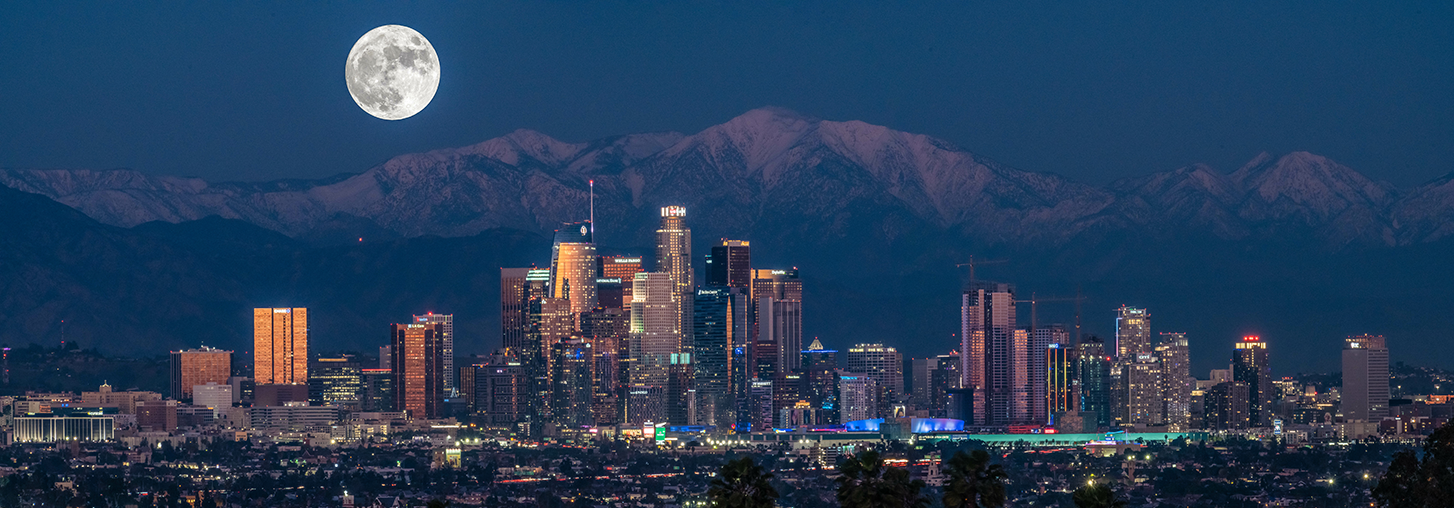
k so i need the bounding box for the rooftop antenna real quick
[589,179,595,235]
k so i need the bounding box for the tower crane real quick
[954,256,1008,289]
[1015,288,1088,343]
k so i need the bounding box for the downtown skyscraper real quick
[1233,336,1273,427]
[501,268,551,352]
[391,322,444,419]
[1115,306,1151,358]
[1157,332,1192,430]
[551,221,598,318]
[627,272,681,423]
[656,207,693,340]
[1342,334,1390,423]
[412,312,454,395]
[693,285,747,426]
[254,308,308,385]
[961,281,1016,426]
[707,240,752,288]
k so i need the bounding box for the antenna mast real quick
[589,179,595,234]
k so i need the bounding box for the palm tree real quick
[941,450,1008,508]
[708,456,779,508]
[836,450,930,508]
[1071,483,1127,508]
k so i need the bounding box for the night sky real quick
[2,2,1451,186]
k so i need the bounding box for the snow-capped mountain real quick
[2,107,1451,248]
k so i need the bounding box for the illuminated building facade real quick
[551,338,595,427]
[253,307,308,385]
[1204,380,1250,430]
[1046,344,1075,418]
[550,221,598,318]
[309,355,362,409]
[13,415,114,443]
[193,382,233,418]
[629,272,680,392]
[412,313,455,395]
[582,307,629,424]
[1123,353,1163,426]
[656,206,694,338]
[474,354,525,427]
[1077,337,1112,428]
[847,343,903,408]
[169,346,232,401]
[1115,306,1151,358]
[836,372,878,423]
[692,286,743,426]
[391,322,445,419]
[360,368,394,412]
[599,255,644,307]
[1233,336,1272,426]
[501,268,551,352]
[525,297,573,426]
[760,297,804,376]
[961,282,1015,426]
[1030,326,1069,423]
[801,339,839,418]
[1342,334,1389,422]
[1157,332,1192,430]
[707,240,752,288]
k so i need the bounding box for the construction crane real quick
[954,256,1008,289]
[1015,288,1088,343]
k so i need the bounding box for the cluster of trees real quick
[1373,420,1454,507]
[708,449,1126,508]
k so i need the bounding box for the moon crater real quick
[345,25,439,120]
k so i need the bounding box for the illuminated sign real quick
[612,258,642,263]
[661,206,687,217]
[273,309,290,313]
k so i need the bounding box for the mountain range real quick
[2,107,1451,373]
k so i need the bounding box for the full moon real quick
[345,25,440,120]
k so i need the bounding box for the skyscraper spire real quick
[589,179,594,234]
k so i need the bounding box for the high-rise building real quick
[193,382,233,418]
[525,297,573,426]
[253,308,308,385]
[309,355,362,409]
[170,346,232,401]
[1077,337,1112,428]
[413,313,455,395]
[707,240,752,289]
[1232,336,1272,427]
[961,282,1016,426]
[751,268,804,301]
[1029,325,1068,423]
[550,221,598,319]
[1342,334,1390,422]
[751,268,803,370]
[501,268,551,352]
[692,286,738,426]
[801,339,839,418]
[836,372,878,423]
[458,354,491,410]
[627,272,681,423]
[746,379,775,430]
[1114,306,1151,359]
[475,353,525,427]
[360,368,394,412]
[656,206,694,340]
[391,323,445,419]
[928,352,963,418]
[599,256,644,307]
[1203,381,1250,430]
[1157,333,1192,430]
[378,345,392,369]
[1123,353,1163,426]
[847,343,903,407]
[551,338,595,427]
[1046,344,1075,421]
[581,308,629,424]
[760,297,804,375]
[911,357,940,411]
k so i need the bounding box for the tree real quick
[1071,483,1127,508]
[707,456,778,508]
[1374,419,1454,507]
[836,450,929,508]
[942,450,1007,508]
[426,499,452,508]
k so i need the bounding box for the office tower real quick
[847,343,903,407]
[170,346,232,401]
[458,355,491,410]
[551,338,595,427]
[656,206,694,339]
[136,400,179,432]
[692,286,739,426]
[413,313,455,395]
[600,255,644,307]
[582,308,628,424]
[1077,337,1112,428]
[360,368,394,412]
[627,272,681,423]
[378,346,392,369]
[836,372,878,423]
[391,322,445,419]
[1233,336,1272,426]
[1027,325,1068,423]
[192,382,233,418]
[309,355,362,408]
[751,268,803,370]
[253,308,308,385]
[801,339,839,419]
[1115,306,1151,358]
[501,268,551,352]
[771,372,804,427]
[1342,334,1390,422]
[760,297,804,375]
[961,281,1016,426]
[1204,381,1251,430]
[1157,333,1192,430]
[929,352,963,418]
[707,240,752,288]
[911,357,939,411]
[596,278,625,310]
[476,353,525,427]
[550,221,598,319]
[752,268,804,301]
[745,379,776,430]
[1123,353,1163,426]
[1046,344,1075,421]
[525,297,574,426]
